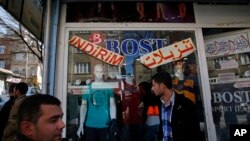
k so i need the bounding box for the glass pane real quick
[204,28,250,141]
[66,30,205,140]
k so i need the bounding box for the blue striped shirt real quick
[161,93,175,141]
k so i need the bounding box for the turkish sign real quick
[205,31,250,57]
[69,35,125,66]
[140,38,196,68]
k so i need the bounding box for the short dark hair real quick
[17,94,61,126]
[138,81,151,93]
[151,72,172,89]
[15,82,28,95]
[8,83,16,93]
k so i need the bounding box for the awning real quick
[6,76,22,83]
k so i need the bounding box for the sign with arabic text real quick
[205,31,250,57]
[69,35,125,66]
[140,38,196,68]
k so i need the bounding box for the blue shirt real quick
[161,92,175,141]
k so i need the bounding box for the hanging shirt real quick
[121,85,143,124]
[172,77,196,103]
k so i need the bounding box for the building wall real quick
[0,36,16,69]
[0,32,40,85]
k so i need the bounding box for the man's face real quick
[13,88,19,98]
[94,65,104,81]
[32,105,65,141]
[151,80,163,96]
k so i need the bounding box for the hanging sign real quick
[205,32,250,57]
[140,38,196,68]
[69,35,124,66]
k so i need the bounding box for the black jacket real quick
[158,93,201,141]
[0,96,15,141]
[15,132,33,141]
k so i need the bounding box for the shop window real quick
[204,28,250,141]
[66,30,206,141]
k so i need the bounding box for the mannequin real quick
[77,64,117,141]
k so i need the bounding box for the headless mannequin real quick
[77,64,117,140]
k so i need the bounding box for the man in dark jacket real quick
[0,83,16,141]
[151,72,201,141]
[2,82,28,141]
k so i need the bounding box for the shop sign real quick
[140,38,196,68]
[69,35,195,68]
[205,32,250,57]
[211,83,250,115]
[69,35,124,66]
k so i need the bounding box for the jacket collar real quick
[15,132,33,141]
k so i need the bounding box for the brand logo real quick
[230,125,250,141]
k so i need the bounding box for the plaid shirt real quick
[161,93,175,141]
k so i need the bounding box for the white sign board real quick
[205,32,250,57]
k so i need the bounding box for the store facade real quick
[54,1,250,141]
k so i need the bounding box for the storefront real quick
[54,1,250,141]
